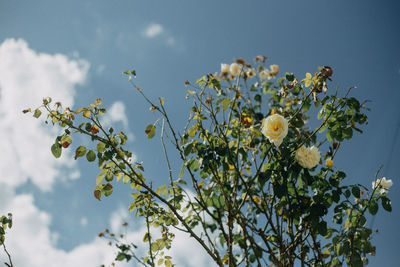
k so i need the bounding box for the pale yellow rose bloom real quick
[325,158,334,168]
[261,114,288,147]
[230,63,242,76]
[259,69,271,81]
[221,63,230,75]
[372,177,393,194]
[246,68,256,78]
[269,64,280,76]
[295,145,321,169]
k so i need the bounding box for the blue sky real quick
[0,0,399,266]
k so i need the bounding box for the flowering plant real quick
[26,57,392,267]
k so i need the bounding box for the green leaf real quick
[102,183,113,196]
[222,98,230,112]
[156,185,168,197]
[115,253,126,261]
[178,164,185,178]
[145,124,156,139]
[343,127,353,139]
[33,109,42,118]
[286,72,295,82]
[86,150,96,162]
[326,130,334,142]
[317,108,324,120]
[51,143,62,158]
[368,200,378,215]
[261,163,270,172]
[331,258,341,267]
[74,146,87,159]
[189,159,200,172]
[352,186,360,198]
[116,172,123,182]
[83,109,91,118]
[96,170,106,185]
[188,124,198,137]
[122,175,130,184]
[97,142,106,153]
[350,252,363,267]
[105,171,113,182]
[195,75,206,86]
[381,196,392,212]
[165,259,172,267]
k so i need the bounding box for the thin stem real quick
[160,119,176,203]
[145,213,155,267]
[3,243,13,267]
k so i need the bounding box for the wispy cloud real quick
[102,101,129,130]
[144,23,163,38]
[142,22,184,50]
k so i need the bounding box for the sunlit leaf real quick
[51,143,62,158]
[86,150,96,162]
[74,146,87,160]
[145,124,156,139]
[33,109,42,118]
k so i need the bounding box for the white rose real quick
[230,63,242,76]
[372,177,393,194]
[269,64,280,76]
[261,114,288,147]
[259,69,271,81]
[295,145,321,169]
[246,68,256,78]
[221,63,230,75]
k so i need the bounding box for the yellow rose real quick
[295,145,321,169]
[325,158,334,168]
[261,114,288,147]
[252,196,261,204]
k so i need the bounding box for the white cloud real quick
[0,38,208,267]
[0,38,89,191]
[102,101,129,129]
[144,23,163,38]
[142,23,184,50]
[0,186,131,267]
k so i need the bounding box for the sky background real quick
[0,0,399,266]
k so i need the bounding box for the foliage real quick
[25,57,392,267]
[1,213,13,267]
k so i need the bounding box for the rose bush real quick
[25,56,393,267]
